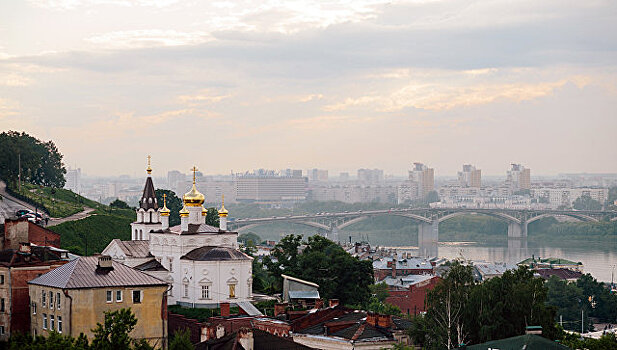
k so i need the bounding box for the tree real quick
[155,189,182,226]
[238,232,262,246]
[263,234,374,306]
[573,195,602,211]
[90,308,138,350]
[169,328,195,350]
[205,207,219,227]
[0,131,66,188]
[110,199,130,209]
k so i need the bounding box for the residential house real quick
[28,255,168,347]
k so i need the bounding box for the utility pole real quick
[18,152,21,193]
[581,309,584,334]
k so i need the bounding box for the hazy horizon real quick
[1,0,616,177]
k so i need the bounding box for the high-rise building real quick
[309,169,328,182]
[357,169,384,184]
[409,163,434,197]
[236,172,307,203]
[339,172,350,181]
[506,164,531,191]
[64,167,81,194]
[458,164,481,188]
[167,170,186,191]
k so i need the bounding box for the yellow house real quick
[28,255,169,348]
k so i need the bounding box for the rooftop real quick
[462,334,570,350]
[180,246,252,262]
[373,257,433,271]
[28,256,168,289]
[110,239,151,258]
[154,223,237,235]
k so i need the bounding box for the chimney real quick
[391,259,397,278]
[19,242,32,254]
[366,312,377,327]
[238,329,254,350]
[274,303,287,316]
[220,302,230,317]
[329,299,339,307]
[97,255,113,268]
[377,314,392,328]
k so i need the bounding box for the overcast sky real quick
[1,0,616,177]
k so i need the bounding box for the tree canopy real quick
[0,130,66,187]
[573,194,603,211]
[412,262,558,349]
[263,234,373,306]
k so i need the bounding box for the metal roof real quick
[28,256,168,289]
[288,291,320,299]
[236,301,263,316]
[139,176,159,210]
[180,246,252,261]
[112,239,151,258]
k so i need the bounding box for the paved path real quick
[48,207,96,226]
[0,180,95,226]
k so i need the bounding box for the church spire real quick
[139,156,158,210]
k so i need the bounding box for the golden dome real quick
[160,194,170,216]
[218,195,229,217]
[184,184,205,207]
[201,206,207,216]
[179,200,189,217]
[184,165,205,207]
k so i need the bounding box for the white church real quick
[102,160,253,308]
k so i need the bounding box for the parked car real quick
[16,209,30,217]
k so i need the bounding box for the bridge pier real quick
[507,222,528,239]
[330,226,339,242]
[418,220,438,258]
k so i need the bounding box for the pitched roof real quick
[180,246,252,262]
[0,246,64,267]
[28,256,168,289]
[134,258,168,272]
[463,334,570,350]
[139,176,158,210]
[111,239,152,258]
[289,291,321,300]
[535,268,583,280]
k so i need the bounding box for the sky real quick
[1,0,616,177]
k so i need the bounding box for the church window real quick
[149,212,152,223]
[228,284,236,299]
[200,285,211,299]
[183,284,189,298]
[168,258,173,272]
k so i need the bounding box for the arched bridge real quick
[228,208,617,254]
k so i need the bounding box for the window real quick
[229,284,236,299]
[49,291,53,308]
[43,314,47,329]
[106,290,112,303]
[50,315,55,331]
[42,291,46,307]
[168,258,173,272]
[201,285,210,299]
[132,290,142,304]
[1,298,4,312]
[57,292,61,310]
[116,290,123,302]
[58,316,62,333]
[183,284,189,298]
[0,275,4,284]
[32,302,37,315]
[0,326,4,335]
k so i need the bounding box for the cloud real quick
[29,0,180,10]
[0,98,19,119]
[177,89,232,106]
[2,73,33,86]
[86,30,212,49]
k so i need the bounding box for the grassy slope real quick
[50,208,134,255]
[11,183,106,217]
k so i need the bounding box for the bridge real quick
[228,208,617,257]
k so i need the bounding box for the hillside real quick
[51,208,134,255]
[8,182,105,218]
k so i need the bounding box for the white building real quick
[64,167,81,193]
[529,187,608,209]
[103,162,253,308]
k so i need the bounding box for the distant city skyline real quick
[1,1,616,177]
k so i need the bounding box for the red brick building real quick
[2,217,61,250]
[0,244,67,340]
[384,275,441,316]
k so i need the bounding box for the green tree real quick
[169,328,195,350]
[205,207,219,227]
[573,195,602,211]
[109,199,130,209]
[90,308,138,350]
[155,189,182,226]
[0,131,66,188]
[238,232,262,246]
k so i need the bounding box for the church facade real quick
[103,161,253,307]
